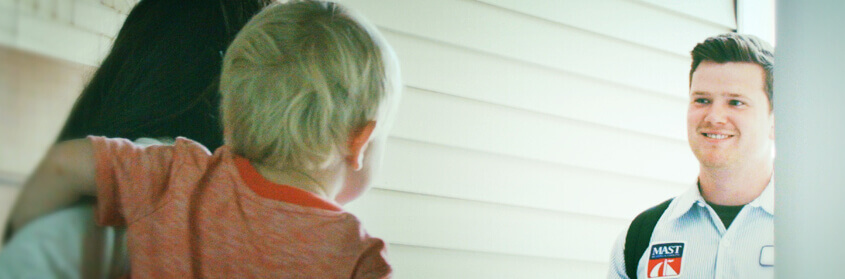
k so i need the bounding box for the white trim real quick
[736,0,776,45]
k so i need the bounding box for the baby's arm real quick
[9,139,97,232]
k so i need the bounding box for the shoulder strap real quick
[624,198,673,279]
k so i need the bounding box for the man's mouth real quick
[702,133,732,139]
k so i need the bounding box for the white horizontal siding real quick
[0,0,13,9]
[0,7,14,47]
[388,30,689,141]
[346,188,628,263]
[19,0,49,18]
[0,0,128,66]
[389,88,699,184]
[475,0,730,56]
[15,13,111,66]
[100,0,135,15]
[73,0,126,36]
[389,244,607,279]
[343,0,692,98]
[633,0,736,29]
[333,0,730,273]
[377,137,685,220]
[55,0,75,24]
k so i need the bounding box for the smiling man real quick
[607,34,775,279]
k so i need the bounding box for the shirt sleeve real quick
[352,238,392,279]
[89,136,176,227]
[607,231,631,279]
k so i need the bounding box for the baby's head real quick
[220,0,401,203]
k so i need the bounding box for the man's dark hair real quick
[690,33,775,109]
[57,0,273,150]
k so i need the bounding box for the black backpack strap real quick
[624,198,673,279]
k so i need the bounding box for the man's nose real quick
[703,103,728,125]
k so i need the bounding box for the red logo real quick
[647,243,684,278]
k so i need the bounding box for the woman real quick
[0,0,271,277]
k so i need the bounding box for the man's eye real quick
[694,98,710,104]
[729,100,746,106]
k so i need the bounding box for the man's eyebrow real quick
[690,92,749,99]
[725,93,748,98]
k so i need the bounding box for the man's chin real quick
[699,158,733,169]
[695,153,734,169]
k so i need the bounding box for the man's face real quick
[687,61,774,169]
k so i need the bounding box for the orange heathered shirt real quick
[89,136,391,278]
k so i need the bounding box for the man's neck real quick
[699,163,773,206]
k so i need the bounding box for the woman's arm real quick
[9,139,97,232]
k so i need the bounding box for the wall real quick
[0,0,137,248]
[0,0,128,178]
[775,0,845,277]
[0,0,735,276]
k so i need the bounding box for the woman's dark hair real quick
[56,0,272,150]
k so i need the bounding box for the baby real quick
[9,1,401,277]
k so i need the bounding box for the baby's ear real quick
[346,121,376,170]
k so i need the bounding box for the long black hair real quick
[56,0,272,150]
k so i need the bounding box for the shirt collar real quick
[665,177,775,220]
[232,155,343,212]
[665,181,705,221]
[747,179,775,215]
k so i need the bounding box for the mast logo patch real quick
[647,242,684,278]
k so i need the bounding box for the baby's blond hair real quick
[220,0,400,169]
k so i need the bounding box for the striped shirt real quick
[607,181,774,279]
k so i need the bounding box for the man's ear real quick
[347,121,377,171]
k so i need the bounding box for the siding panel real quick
[633,0,736,29]
[17,14,104,65]
[346,188,628,263]
[388,30,689,141]
[390,88,699,184]
[390,244,607,279]
[377,138,685,220]
[342,0,691,98]
[476,0,729,56]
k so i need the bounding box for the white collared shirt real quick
[607,181,774,279]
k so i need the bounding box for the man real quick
[607,33,775,279]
